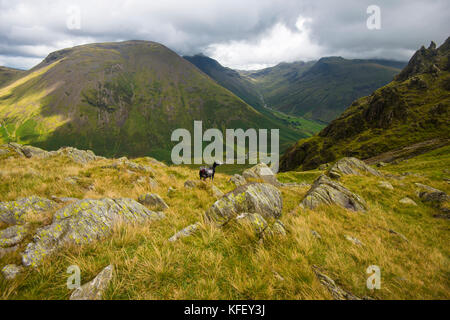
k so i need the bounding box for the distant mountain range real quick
[0,41,303,161]
[185,54,406,123]
[280,38,450,171]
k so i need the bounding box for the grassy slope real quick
[0,145,448,299]
[0,67,25,88]
[280,40,450,172]
[244,58,404,123]
[0,41,302,162]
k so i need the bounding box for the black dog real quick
[199,162,221,181]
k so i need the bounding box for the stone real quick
[138,193,169,211]
[344,235,364,246]
[205,183,282,226]
[378,181,394,190]
[136,176,158,188]
[300,175,366,212]
[415,183,449,205]
[242,163,281,186]
[228,174,247,187]
[168,223,200,242]
[1,264,23,280]
[0,225,28,248]
[312,265,360,300]
[210,185,224,199]
[70,265,114,300]
[311,230,322,239]
[236,213,286,237]
[328,157,382,179]
[22,198,165,267]
[0,196,57,225]
[184,180,199,189]
[167,187,176,197]
[399,197,417,206]
[376,162,388,167]
[57,147,101,164]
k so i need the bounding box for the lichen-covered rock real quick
[205,183,282,226]
[301,175,366,212]
[1,264,23,280]
[328,157,382,179]
[57,147,101,164]
[415,183,449,205]
[229,174,247,187]
[138,193,169,211]
[0,225,28,247]
[22,198,165,267]
[399,197,417,206]
[168,223,200,242]
[70,265,114,300]
[236,213,286,238]
[345,235,364,246]
[0,196,57,225]
[378,181,394,190]
[242,163,281,186]
[20,145,51,159]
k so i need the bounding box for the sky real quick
[0,0,449,70]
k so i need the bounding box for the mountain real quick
[0,66,25,87]
[243,58,406,123]
[280,38,450,171]
[0,41,303,161]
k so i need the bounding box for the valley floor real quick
[0,145,449,300]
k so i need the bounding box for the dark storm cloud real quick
[0,0,448,70]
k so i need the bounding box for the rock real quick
[70,265,114,300]
[22,198,165,267]
[0,196,57,225]
[211,185,224,198]
[328,157,382,179]
[0,225,28,247]
[389,229,409,242]
[312,265,360,300]
[300,175,366,212]
[57,147,101,164]
[167,187,176,197]
[236,213,286,237]
[399,197,417,206]
[0,148,9,156]
[273,272,285,281]
[136,177,158,188]
[205,183,282,226]
[378,181,394,190]
[344,235,364,246]
[138,193,169,211]
[311,230,322,239]
[184,180,199,189]
[20,145,51,159]
[376,162,388,167]
[228,174,247,187]
[242,163,281,186]
[415,183,449,205]
[65,176,80,185]
[123,161,155,174]
[168,223,200,242]
[1,264,23,280]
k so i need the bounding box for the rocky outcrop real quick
[168,223,200,242]
[328,157,382,179]
[211,185,224,198]
[0,196,57,225]
[22,198,165,267]
[415,183,449,206]
[58,147,103,164]
[236,213,286,238]
[301,175,366,212]
[0,225,28,247]
[205,183,282,226]
[70,265,114,300]
[242,163,281,186]
[138,193,169,211]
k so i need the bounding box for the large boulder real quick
[22,198,164,267]
[0,196,57,225]
[205,183,282,226]
[415,183,449,205]
[328,157,382,179]
[70,265,114,300]
[242,163,281,186]
[228,174,247,187]
[57,147,102,164]
[301,175,366,212]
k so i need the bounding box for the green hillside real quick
[0,41,303,161]
[0,66,25,88]
[244,58,405,123]
[280,39,450,172]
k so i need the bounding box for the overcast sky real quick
[0,0,448,70]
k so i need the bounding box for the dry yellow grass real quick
[0,147,449,300]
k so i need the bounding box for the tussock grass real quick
[0,148,449,300]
